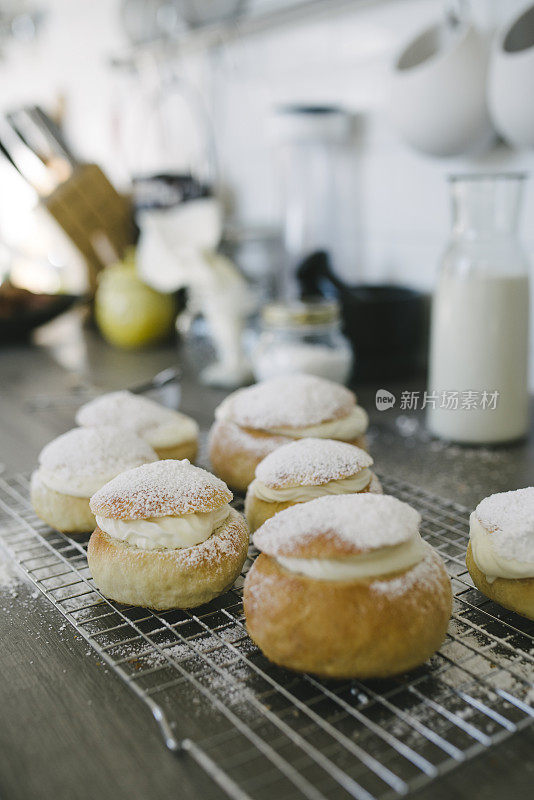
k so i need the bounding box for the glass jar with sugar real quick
[252,301,353,385]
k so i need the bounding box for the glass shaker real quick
[252,300,353,384]
[273,106,352,300]
[427,173,530,444]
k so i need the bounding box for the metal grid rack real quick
[0,471,532,800]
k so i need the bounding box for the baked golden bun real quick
[209,375,369,492]
[153,440,198,462]
[245,438,381,532]
[244,494,451,678]
[31,476,97,534]
[76,390,199,461]
[88,509,248,610]
[87,460,249,610]
[466,543,534,620]
[30,427,157,533]
[466,489,534,620]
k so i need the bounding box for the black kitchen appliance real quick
[298,251,430,382]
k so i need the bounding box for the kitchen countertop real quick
[0,310,532,800]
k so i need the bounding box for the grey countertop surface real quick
[0,310,533,800]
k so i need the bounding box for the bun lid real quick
[474,487,534,562]
[215,374,355,431]
[76,390,198,435]
[255,438,372,488]
[38,426,157,477]
[253,494,420,559]
[90,459,232,520]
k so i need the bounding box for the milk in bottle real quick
[427,174,530,444]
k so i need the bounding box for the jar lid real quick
[262,300,340,327]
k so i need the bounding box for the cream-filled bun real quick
[76,390,199,461]
[209,374,369,492]
[245,438,381,532]
[30,427,158,534]
[466,488,534,620]
[87,459,249,610]
[244,493,451,678]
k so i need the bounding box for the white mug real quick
[385,21,493,157]
[489,4,534,150]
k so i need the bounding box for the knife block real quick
[42,163,134,294]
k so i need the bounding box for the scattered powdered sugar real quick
[90,459,232,519]
[215,374,355,430]
[116,631,259,720]
[242,567,279,606]
[475,487,534,561]
[165,509,245,568]
[38,426,157,479]
[255,437,373,488]
[0,550,22,597]
[369,543,446,598]
[253,493,421,557]
[76,390,197,437]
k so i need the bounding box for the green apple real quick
[95,257,175,349]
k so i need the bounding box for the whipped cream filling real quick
[276,533,425,581]
[251,468,372,504]
[268,406,368,441]
[96,504,231,551]
[35,467,119,499]
[469,513,534,583]
[143,414,199,449]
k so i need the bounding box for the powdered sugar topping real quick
[256,438,373,488]
[38,427,157,482]
[253,493,421,558]
[90,459,232,519]
[475,488,534,561]
[76,390,198,447]
[215,375,355,431]
[370,543,449,598]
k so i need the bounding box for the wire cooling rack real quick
[0,471,533,800]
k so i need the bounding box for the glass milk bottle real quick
[427,173,530,444]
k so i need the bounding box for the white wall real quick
[1,0,534,363]
[0,0,125,179]
[208,0,534,291]
[0,0,128,288]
